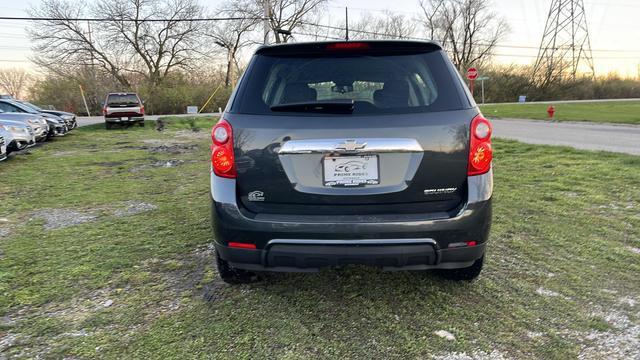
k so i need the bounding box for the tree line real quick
[0,0,636,114]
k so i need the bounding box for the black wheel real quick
[138,121,145,127]
[436,256,484,281]
[105,122,113,130]
[215,251,259,284]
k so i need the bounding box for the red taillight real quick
[102,107,107,115]
[468,114,493,176]
[140,105,145,115]
[326,42,370,51]
[211,119,236,178]
[228,242,256,249]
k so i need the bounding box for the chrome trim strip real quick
[278,138,423,154]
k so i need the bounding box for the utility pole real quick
[345,7,349,41]
[532,0,595,86]
[263,0,270,45]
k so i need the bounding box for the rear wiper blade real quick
[270,100,354,113]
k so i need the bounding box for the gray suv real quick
[210,41,493,283]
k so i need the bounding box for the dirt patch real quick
[132,139,200,153]
[113,201,158,217]
[148,144,199,153]
[31,209,99,230]
[174,129,209,139]
[0,227,11,238]
[51,150,79,157]
[536,287,560,297]
[152,159,184,167]
[625,246,640,255]
[30,202,158,230]
[577,309,640,359]
[0,333,19,353]
[130,159,186,172]
[432,350,510,360]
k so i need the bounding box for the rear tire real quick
[215,251,259,284]
[436,255,484,281]
[138,121,145,127]
[105,122,113,130]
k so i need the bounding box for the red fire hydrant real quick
[547,105,556,120]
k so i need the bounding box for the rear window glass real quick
[107,94,140,107]
[234,50,463,115]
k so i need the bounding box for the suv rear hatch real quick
[226,41,475,216]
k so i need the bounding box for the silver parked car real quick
[0,120,36,151]
[0,134,7,161]
[0,125,15,157]
[0,109,49,141]
[16,100,77,130]
[0,99,68,138]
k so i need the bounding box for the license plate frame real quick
[323,155,379,187]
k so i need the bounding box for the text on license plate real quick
[323,155,379,187]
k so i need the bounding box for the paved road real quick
[76,113,219,127]
[483,98,640,106]
[491,118,640,155]
[78,114,640,156]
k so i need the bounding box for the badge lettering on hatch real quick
[424,187,457,195]
[248,191,265,201]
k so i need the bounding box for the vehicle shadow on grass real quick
[203,265,476,306]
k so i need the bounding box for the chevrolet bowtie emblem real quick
[335,139,367,151]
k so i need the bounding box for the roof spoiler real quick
[255,40,443,56]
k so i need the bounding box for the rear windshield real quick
[234,50,464,115]
[107,94,140,107]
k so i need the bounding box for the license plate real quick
[121,117,129,120]
[323,155,379,187]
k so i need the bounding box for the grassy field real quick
[480,100,640,125]
[0,117,639,359]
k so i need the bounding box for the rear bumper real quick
[216,239,485,272]
[211,170,493,272]
[105,116,144,123]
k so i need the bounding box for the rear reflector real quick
[228,242,257,249]
[326,42,370,51]
[448,241,478,248]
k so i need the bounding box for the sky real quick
[0,0,638,77]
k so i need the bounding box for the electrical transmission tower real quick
[533,0,595,86]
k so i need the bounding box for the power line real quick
[0,16,267,22]
[299,21,640,54]
[2,15,639,56]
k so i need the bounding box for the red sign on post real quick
[467,67,479,80]
[467,67,478,97]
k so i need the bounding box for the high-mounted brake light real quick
[211,119,236,178]
[326,42,370,51]
[468,114,493,176]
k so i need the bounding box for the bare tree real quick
[207,1,260,87]
[234,0,328,43]
[28,0,206,88]
[417,0,508,71]
[348,11,416,40]
[0,68,31,98]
